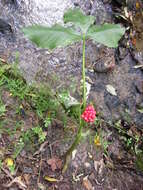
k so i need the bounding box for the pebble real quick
[23,166,33,174]
[84,162,91,169]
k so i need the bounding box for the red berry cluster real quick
[81,105,96,123]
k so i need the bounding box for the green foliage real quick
[23,8,125,49]
[0,64,11,77]
[44,117,51,128]
[64,8,95,33]
[30,88,58,119]
[0,61,69,158]
[13,139,24,159]
[0,95,6,116]
[23,24,81,49]
[87,24,125,47]
[136,153,143,173]
[6,78,29,100]
[0,104,6,117]
[32,126,46,143]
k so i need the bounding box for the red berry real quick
[81,105,96,123]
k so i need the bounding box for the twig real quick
[34,141,49,156]
[1,167,13,180]
[3,176,27,190]
[49,144,53,157]
[37,154,43,184]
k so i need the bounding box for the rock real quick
[91,0,113,24]
[2,0,18,6]
[112,0,126,5]
[73,0,92,15]
[132,51,143,65]
[1,0,143,128]
[23,166,33,174]
[104,92,120,110]
[135,80,143,94]
[73,0,113,23]
[117,47,128,60]
[94,52,115,73]
[0,18,12,34]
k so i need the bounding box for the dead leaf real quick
[0,57,7,63]
[106,84,117,96]
[72,149,77,160]
[23,174,31,186]
[88,152,93,159]
[83,176,93,190]
[94,159,104,175]
[72,173,84,182]
[47,157,62,171]
[34,141,49,155]
[44,176,58,182]
[38,183,46,190]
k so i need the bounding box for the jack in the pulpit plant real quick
[23,8,125,172]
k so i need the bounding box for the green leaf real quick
[22,24,81,49]
[87,24,125,47]
[64,8,95,34]
[0,105,6,116]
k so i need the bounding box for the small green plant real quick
[23,8,125,171]
[44,117,51,128]
[32,126,47,143]
[13,138,25,159]
[0,95,6,117]
[94,132,110,155]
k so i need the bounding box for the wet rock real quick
[73,0,113,23]
[73,0,92,15]
[94,52,115,73]
[132,51,143,64]
[112,0,126,6]
[91,0,113,24]
[117,46,128,60]
[135,93,143,106]
[134,113,143,127]
[2,0,18,6]
[135,80,143,94]
[0,18,12,34]
[104,92,120,110]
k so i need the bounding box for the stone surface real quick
[0,0,143,127]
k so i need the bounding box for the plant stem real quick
[64,34,86,161]
[82,34,86,109]
[62,120,83,173]
[62,34,86,173]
